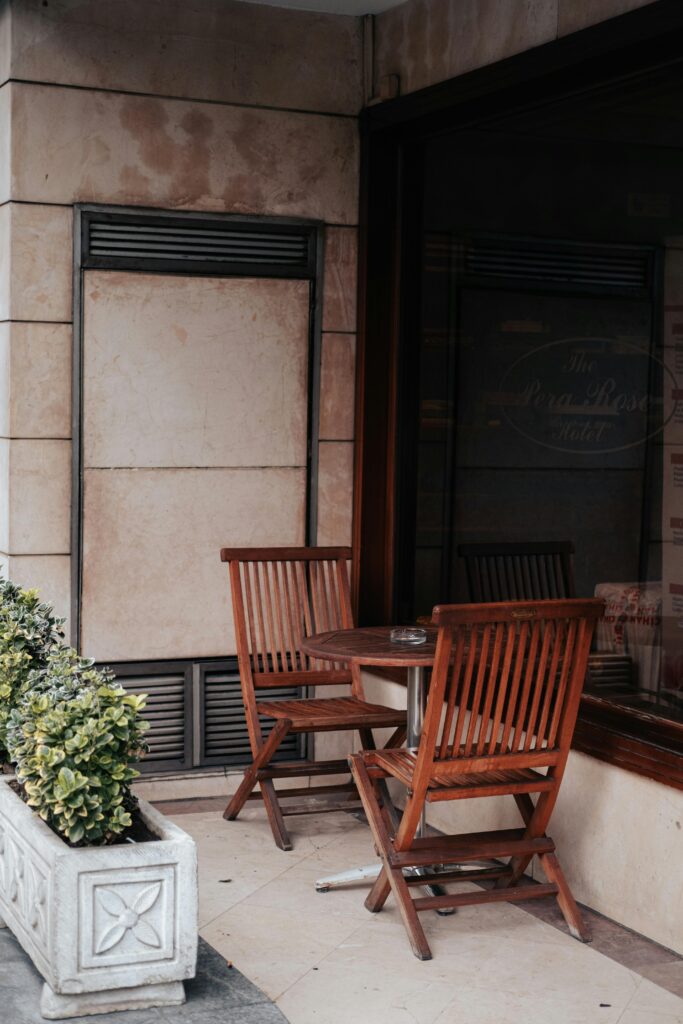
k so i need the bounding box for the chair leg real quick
[365,865,392,913]
[350,755,396,904]
[224,720,292,827]
[358,728,376,751]
[350,755,432,961]
[387,862,433,961]
[357,728,400,835]
[497,790,555,890]
[539,851,591,942]
[365,773,428,911]
[259,779,293,852]
[386,724,407,749]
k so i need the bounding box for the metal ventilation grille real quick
[115,667,191,770]
[82,212,316,278]
[201,665,304,766]
[463,238,652,293]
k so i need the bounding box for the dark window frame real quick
[354,0,683,791]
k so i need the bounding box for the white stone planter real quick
[0,777,198,1019]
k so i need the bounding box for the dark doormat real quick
[0,929,289,1023]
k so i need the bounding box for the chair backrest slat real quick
[272,561,289,671]
[487,622,517,755]
[222,547,354,687]
[278,560,298,670]
[463,623,491,756]
[422,600,603,779]
[475,621,505,755]
[251,562,269,673]
[522,618,555,752]
[534,619,567,748]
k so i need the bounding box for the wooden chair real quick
[458,541,576,602]
[221,546,407,850]
[350,597,604,960]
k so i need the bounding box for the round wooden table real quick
[302,626,437,752]
[301,626,455,909]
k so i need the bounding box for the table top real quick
[301,625,438,668]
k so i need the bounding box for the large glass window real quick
[395,64,683,727]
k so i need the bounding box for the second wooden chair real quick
[350,597,604,959]
[222,546,407,850]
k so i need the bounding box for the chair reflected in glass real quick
[350,597,604,960]
[458,541,576,602]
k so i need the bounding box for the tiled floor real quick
[163,800,683,1024]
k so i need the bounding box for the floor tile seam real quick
[197,851,321,930]
[616,1002,683,1024]
[271,917,369,1003]
[622,974,683,1016]
[271,964,324,1004]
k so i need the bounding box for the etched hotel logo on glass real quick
[498,337,677,454]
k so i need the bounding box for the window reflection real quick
[397,63,683,725]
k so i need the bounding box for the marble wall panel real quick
[83,272,310,469]
[0,323,71,439]
[0,323,9,437]
[319,333,355,441]
[0,3,8,88]
[317,441,354,546]
[80,466,306,662]
[322,228,358,334]
[6,439,70,554]
[374,0,558,97]
[0,438,8,552]
[10,83,359,224]
[10,0,363,116]
[5,554,71,631]
[0,203,8,320]
[0,84,9,203]
[5,202,72,323]
[558,0,659,35]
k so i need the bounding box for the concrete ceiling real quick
[238,0,403,14]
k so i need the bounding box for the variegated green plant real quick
[0,579,65,763]
[6,650,149,846]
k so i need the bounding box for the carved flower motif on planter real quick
[95,883,162,954]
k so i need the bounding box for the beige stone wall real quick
[374,0,661,97]
[0,0,361,640]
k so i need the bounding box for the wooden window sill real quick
[573,694,683,791]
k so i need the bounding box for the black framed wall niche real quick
[72,206,323,771]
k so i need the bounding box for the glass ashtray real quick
[390,626,427,645]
